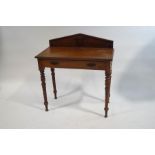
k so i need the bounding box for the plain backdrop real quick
[0,26,155,128]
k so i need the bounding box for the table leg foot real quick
[104,108,109,118]
[45,103,48,111]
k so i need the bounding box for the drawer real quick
[39,59,108,70]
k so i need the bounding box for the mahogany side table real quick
[35,33,114,117]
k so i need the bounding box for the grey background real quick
[0,26,155,128]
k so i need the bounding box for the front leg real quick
[39,68,48,111]
[104,62,112,118]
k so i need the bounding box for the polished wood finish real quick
[35,33,114,117]
[36,47,113,61]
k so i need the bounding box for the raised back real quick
[49,33,113,48]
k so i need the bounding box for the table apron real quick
[38,59,110,70]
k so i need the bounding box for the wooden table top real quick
[35,47,114,61]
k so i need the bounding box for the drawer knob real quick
[87,63,96,67]
[50,61,59,65]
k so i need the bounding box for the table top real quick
[35,47,114,61]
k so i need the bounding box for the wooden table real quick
[35,33,114,117]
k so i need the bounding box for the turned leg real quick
[39,68,48,111]
[104,67,112,118]
[51,68,57,99]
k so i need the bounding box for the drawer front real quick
[39,59,108,70]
